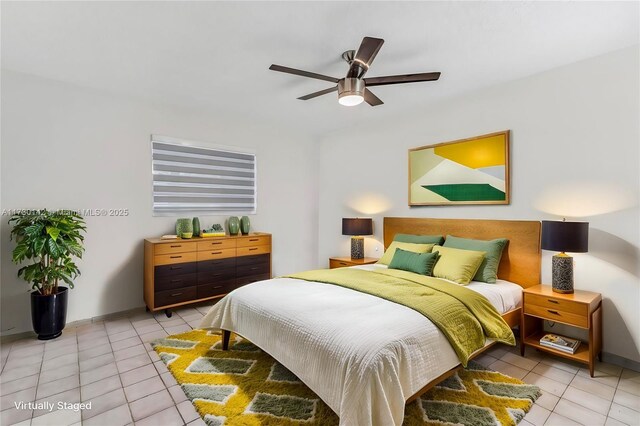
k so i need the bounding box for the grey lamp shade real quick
[541,220,589,253]
[342,218,373,236]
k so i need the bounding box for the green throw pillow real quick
[443,235,508,283]
[394,233,445,246]
[388,248,440,276]
[378,241,435,265]
[432,245,486,285]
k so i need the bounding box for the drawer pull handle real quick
[213,286,223,289]
[548,299,559,304]
[170,255,182,259]
[250,267,259,270]
[170,245,181,248]
[211,251,222,255]
[171,292,183,297]
[211,242,222,245]
[170,266,182,270]
[339,262,347,266]
[170,279,182,283]
[547,310,560,315]
[249,238,259,242]
[249,248,258,251]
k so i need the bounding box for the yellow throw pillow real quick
[378,242,434,265]
[432,245,486,285]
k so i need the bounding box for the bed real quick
[200,217,541,425]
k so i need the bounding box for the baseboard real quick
[0,305,147,344]
[602,351,640,373]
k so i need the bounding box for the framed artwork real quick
[408,131,510,206]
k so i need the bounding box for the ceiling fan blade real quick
[364,89,383,106]
[297,86,338,100]
[269,64,339,83]
[364,72,441,87]
[347,37,384,79]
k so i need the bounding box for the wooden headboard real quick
[383,217,541,288]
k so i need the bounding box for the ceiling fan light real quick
[338,94,364,106]
[338,78,365,107]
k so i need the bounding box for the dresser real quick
[144,233,271,316]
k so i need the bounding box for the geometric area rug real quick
[152,329,540,426]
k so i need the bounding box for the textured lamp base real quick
[350,236,364,259]
[552,254,574,294]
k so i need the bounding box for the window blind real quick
[151,137,256,214]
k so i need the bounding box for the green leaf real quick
[46,226,61,241]
[12,242,29,263]
[47,239,61,258]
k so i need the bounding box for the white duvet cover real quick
[199,264,521,426]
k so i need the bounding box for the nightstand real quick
[329,257,379,269]
[521,284,602,377]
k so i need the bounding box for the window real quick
[151,135,256,215]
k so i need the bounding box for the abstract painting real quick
[408,131,510,205]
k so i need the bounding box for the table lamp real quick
[541,220,589,293]
[342,218,373,259]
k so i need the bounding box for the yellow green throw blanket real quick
[286,268,515,366]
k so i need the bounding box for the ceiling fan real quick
[269,36,441,107]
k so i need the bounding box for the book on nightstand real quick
[539,334,581,354]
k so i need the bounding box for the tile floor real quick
[1,304,639,426]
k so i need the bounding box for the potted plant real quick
[9,209,86,340]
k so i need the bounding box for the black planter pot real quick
[31,286,68,340]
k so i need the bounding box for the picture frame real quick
[408,130,510,206]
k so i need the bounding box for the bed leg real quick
[221,329,231,350]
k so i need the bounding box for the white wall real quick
[317,47,640,363]
[1,70,319,336]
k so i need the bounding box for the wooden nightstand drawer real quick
[155,251,198,266]
[330,259,352,269]
[197,239,236,251]
[154,242,197,255]
[525,293,587,316]
[237,235,271,248]
[197,248,237,261]
[524,304,588,328]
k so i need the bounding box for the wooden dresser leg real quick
[222,329,231,350]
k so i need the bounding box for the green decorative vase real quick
[240,216,251,235]
[192,217,201,237]
[175,218,193,238]
[228,217,240,236]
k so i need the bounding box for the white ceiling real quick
[2,1,638,137]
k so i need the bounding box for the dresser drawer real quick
[155,286,197,307]
[197,239,236,251]
[237,273,270,286]
[524,304,588,328]
[154,242,197,256]
[237,262,270,278]
[525,293,587,316]
[236,254,269,267]
[237,245,270,257]
[237,235,271,248]
[155,273,197,292]
[197,248,236,261]
[330,259,352,269]
[155,262,197,278]
[198,257,236,272]
[197,281,237,299]
[197,268,236,285]
[155,252,197,266]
